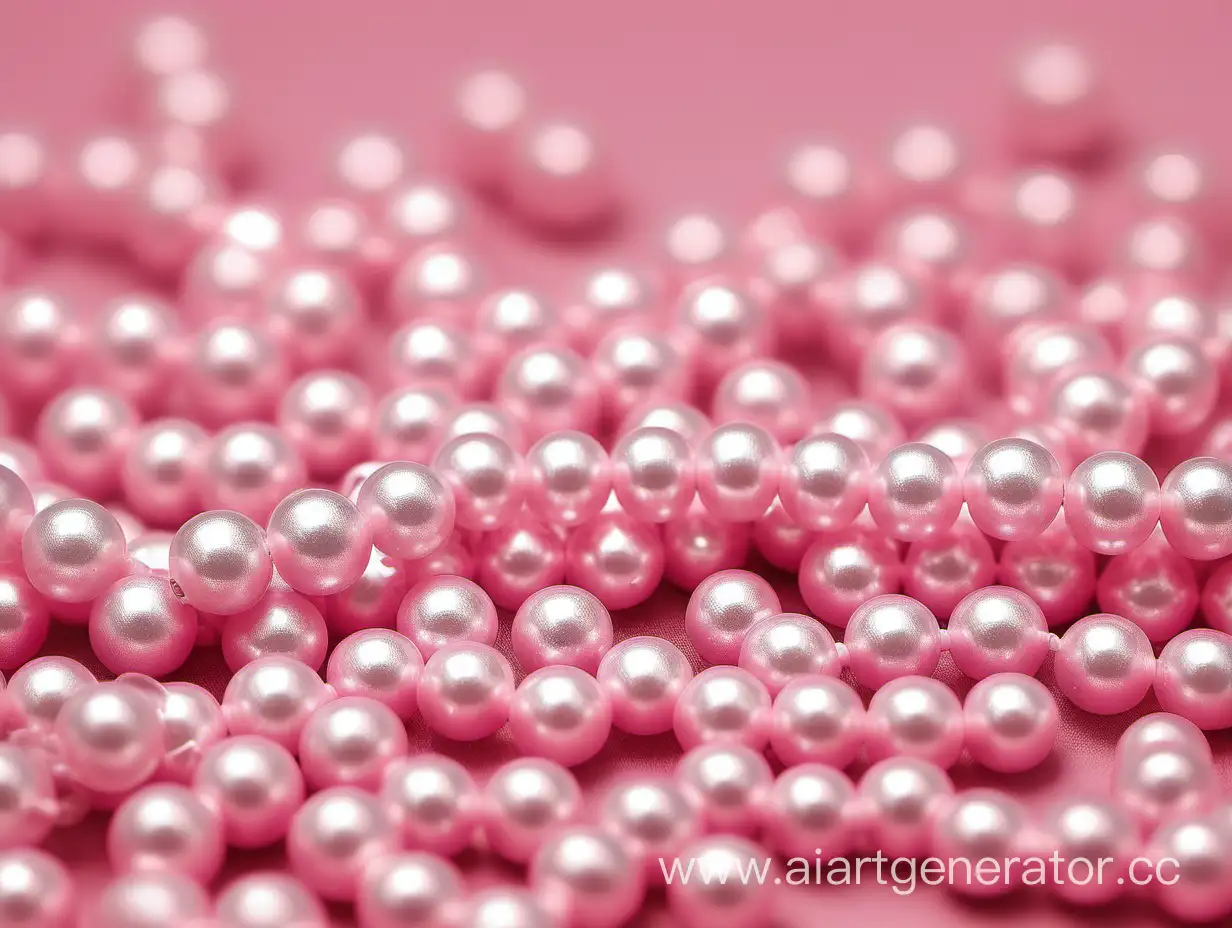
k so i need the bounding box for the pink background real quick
[3,1,1232,925]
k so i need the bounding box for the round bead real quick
[1042,798,1138,905]
[1126,337,1217,436]
[507,119,615,231]
[324,546,408,637]
[287,787,398,903]
[120,419,207,528]
[1097,536,1198,643]
[525,431,610,528]
[666,835,771,928]
[779,433,869,531]
[865,676,963,767]
[571,271,658,358]
[397,576,496,660]
[713,360,812,443]
[860,323,967,426]
[474,287,559,371]
[528,827,644,928]
[857,757,954,858]
[5,656,95,732]
[1113,741,1217,832]
[1160,457,1232,559]
[947,585,1050,679]
[610,427,695,523]
[824,261,934,361]
[35,387,137,499]
[221,655,333,751]
[456,888,553,928]
[1004,322,1112,416]
[671,280,770,389]
[844,594,942,689]
[768,675,865,768]
[1065,452,1160,554]
[89,574,198,678]
[356,851,464,928]
[221,589,328,672]
[1154,629,1232,730]
[357,462,455,561]
[600,777,701,880]
[675,743,772,835]
[202,423,305,525]
[386,319,481,395]
[931,790,1025,898]
[799,530,901,627]
[673,666,771,751]
[0,744,56,848]
[867,443,961,540]
[963,438,1063,540]
[663,504,750,590]
[1145,817,1232,923]
[22,499,129,603]
[0,848,74,928]
[0,289,80,404]
[168,511,272,615]
[564,512,664,611]
[596,636,693,736]
[751,499,812,571]
[1054,613,1156,714]
[474,515,565,610]
[107,783,224,883]
[214,873,328,928]
[326,628,422,720]
[763,765,855,861]
[963,673,1057,772]
[90,872,208,928]
[902,522,997,618]
[380,754,478,856]
[266,489,371,597]
[277,371,372,480]
[695,423,781,522]
[54,682,164,794]
[738,613,840,694]
[1119,712,1213,765]
[1048,368,1149,459]
[511,585,612,675]
[619,401,711,447]
[496,346,599,443]
[265,266,361,372]
[371,386,455,463]
[1008,42,1110,160]
[416,642,513,741]
[509,666,612,767]
[483,757,580,863]
[685,569,780,665]
[297,696,407,791]
[996,515,1097,625]
[183,320,288,426]
[432,433,524,532]
[0,574,49,671]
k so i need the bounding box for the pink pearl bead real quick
[215,873,328,928]
[781,140,863,243]
[1008,42,1111,161]
[357,462,456,561]
[768,675,865,768]
[1004,322,1112,417]
[1048,368,1150,459]
[509,665,612,767]
[386,319,482,396]
[184,321,288,426]
[221,655,332,751]
[264,266,361,372]
[23,499,129,603]
[751,499,812,571]
[0,467,33,565]
[381,754,477,856]
[1097,534,1197,643]
[964,264,1068,377]
[432,433,524,532]
[89,574,198,678]
[880,122,964,211]
[157,682,225,785]
[947,585,1050,679]
[1146,817,1232,923]
[440,401,526,451]
[55,682,164,794]
[0,848,74,927]
[666,835,771,928]
[867,443,961,541]
[712,360,811,444]
[738,613,839,694]
[865,675,964,767]
[564,512,664,611]
[600,777,701,881]
[823,261,934,363]
[695,422,781,522]
[1160,456,1232,560]
[931,790,1025,898]
[394,576,493,661]
[372,386,456,463]
[902,520,997,618]
[799,529,901,628]
[0,441,44,487]
[417,642,513,741]
[168,510,272,616]
[1042,797,1138,905]
[506,119,615,231]
[996,514,1097,626]
[844,594,942,690]
[326,629,422,721]
[93,295,181,415]
[277,371,372,480]
[1113,739,1217,833]
[610,427,695,524]
[1154,629,1232,730]
[857,757,954,858]
[450,68,527,187]
[1126,337,1217,436]
[619,401,711,448]
[779,433,869,531]
[593,329,691,428]
[201,424,305,525]
[675,743,772,835]
[1065,451,1160,554]
[524,431,609,528]
[596,636,692,736]
[860,323,968,427]
[1120,215,1211,291]
[673,666,771,751]
[0,290,81,405]
[1119,713,1213,765]
[0,130,53,239]
[482,756,579,863]
[512,585,612,675]
[963,673,1058,772]
[91,871,209,927]
[0,574,49,671]
[564,267,656,355]
[5,655,95,732]
[194,736,304,850]
[221,589,328,672]
[671,280,770,389]
[875,208,970,318]
[811,400,905,466]
[529,826,644,928]
[662,504,750,590]
[298,696,408,791]
[456,888,553,928]
[1055,613,1156,714]
[383,179,471,260]
[475,513,565,610]
[324,547,408,637]
[964,438,1064,540]
[356,851,464,928]
[0,744,56,847]
[107,783,224,883]
[496,346,599,443]
[474,286,559,372]
[287,787,398,903]
[120,419,206,528]
[266,488,372,597]
[685,569,780,665]
[332,131,408,207]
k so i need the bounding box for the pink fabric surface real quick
[4,2,1232,925]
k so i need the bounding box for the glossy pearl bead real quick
[90,872,209,928]
[0,848,74,928]
[416,642,514,741]
[865,676,963,767]
[675,743,772,835]
[496,346,599,443]
[596,636,693,736]
[964,438,1064,540]
[107,783,224,883]
[799,529,901,628]
[287,787,398,903]
[380,754,478,856]
[1065,451,1160,554]
[780,433,869,531]
[868,442,962,540]
[529,827,645,928]
[996,515,1097,626]
[738,613,839,694]
[54,682,164,794]
[0,574,49,671]
[475,514,565,610]
[963,673,1058,772]
[192,736,304,849]
[1154,629,1232,730]
[860,323,967,427]
[685,569,781,665]
[667,834,772,928]
[930,790,1025,898]
[168,510,272,615]
[220,655,333,751]
[844,594,941,689]
[1054,613,1156,714]
[357,462,456,561]
[713,360,812,443]
[221,589,328,671]
[768,675,865,768]
[482,757,580,863]
[673,665,771,751]
[946,585,1050,679]
[902,521,997,618]
[22,499,129,603]
[1160,457,1232,560]
[326,628,422,721]
[857,757,954,858]
[432,433,524,531]
[89,574,198,678]
[356,851,464,928]
[509,665,612,767]
[1097,535,1198,643]
[1043,798,1138,905]
[214,873,329,928]
[564,512,664,611]
[610,427,695,523]
[5,655,96,731]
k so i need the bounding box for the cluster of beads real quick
[0,11,1231,928]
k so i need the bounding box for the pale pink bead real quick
[35,387,138,499]
[107,783,224,883]
[1126,336,1217,436]
[611,427,695,523]
[671,279,770,389]
[506,119,615,231]
[383,179,470,260]
[857,757,954,858]
[509,665,612,767]
[1114,740,1218,833]
[529,826,644,928]
[386,318,482,398]
[456,888,553,928]
[1055,613,1156,714]
[150,65,246,179]
[675,743,773,835]
[964,673,1058,773]
[266,488,372,596]
[685,569,780,665]
[694,423,780,523]
[524,431,608,528]
[902,521,997,618]
[864,676,963,767]
[811,399,905,465]
[1048,368,1150,459]
[673,666,771,751]
[168,510,272,615]
[371,387,455,464]
[450,68,527,186]
[799,530,901,628]
[297,696,408,791]
[0,848,74,927]
[89,574,198,678]
[1004,322,1112,418]
[860,323,968,427]
[1065,451,1160,554]
[987,165,1090,274]
[395,576,494,662]
[822,260,934,364]
[432,433,524,531]
[931,790,1026,898]
[597,636,693,736]
[0,129,54,239]
[417,642,513,741]
[964,438,1063,540]
[867,443,961,541]
[1008,42,1111,161]
[619,401,711,448]
[357,461,456,561]
[277,371,372,480]
[221,589,328,672]
[878,122,964,212]
[751,499,812,571]
[1160,456,1232,559]
[93,295,182,415]
[997,513,1097,626]
[387,245,483,325]
[564,512,664,611]
[947,585,1050,679]
[5,655,96,732]
[127,161,224,277]
[326,629,422,722]
[332,131,408,207]
[474,286,560,375]
[1041,798,1138,905]
[55,682,164,794]
[475,513,565,610]
[0,744,56,847]
[666,835,771,928]
[663,503,750,590]
[202,423,305,525]
[194,736,304,849]
[381,753,478,855]
[264,265,361,371]
[844,594,942,690]
[295,197,376,286]
[738,613,839,695]
[215,873,328,928]
[768,675,865,768]
[0,443,43,488]
[483,757,580,863]
[323,546,407,636]
[287,787,398,903]
[875,208,971,319]
[1120,215,1211,291]
[712,360,811,444]
[512,585,612,675]
[779,433,868,531]
[496,346,599,443]
[564,267,656,355]
[90,871,209,928]
[440,401,526,451]
[964,264,1068,379]
[23,500,129,603]
[1154,629,1232,730]
[120,419,206,528]
[0,574,48,671]
[0,289,80,404]
[781,140,863,244]
[355,851,463,928]
[1119,712,1214,765]
[221,655,332,751]
[1146,816,1232,923]
[1097,534,1197,643]
[764,765,855,862]
[600,777,702,881]
[58,131,145,247]
[157,682,225,784]
[184,321,288,426]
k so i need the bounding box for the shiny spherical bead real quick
[762,764,855,863]
[963,673,1057,773]
[333,131,408,206]
[22,499,129,603]
[506,119,615,231]
[781,140,861,242]
[326,629,422,722]
[662,504,750,590]
[1113,740,1217,832]
[298,696,408,791]
[294,197,375,284]
[1119,713,1213,765]
[844,594,942,690]
[990,166,1089,274]
[666,834,771,928]
[1048,368,1150,459]
[996,516,1097,626]
[371,386,456,464]
[875,208,971,317]
[0,744,56,848]
[694,423,780,523]
[662,211,731,287]
[214,873,329,928]
[1160,456,1232,559]
[596,636,693,736]
[475,514,565,610]
[1008,42,1111,160]
[865,676,964,767]
[220,655,333,751]
[509,666,612,767]
[600,777,701,880]
[221,589,328,671]
[323,546,408,637]
[450,68,528,186]
[528,827,643,928]
[201,424,305,525]
[383,180,469,260]
[474,285,559,367]
[89,575,198,678]
[265,489,371,597]
[0,289,80,403]
[947,585,1050,679]
[386,319,481,398]
[395,576,495,663]
[751,499,812,571]
[671,280,770,388]
[1055,613,1156,714]
[1154,629,1232,730]
[592,329,690,427]
[963,438,1063,541]
[387,247,482,329]
[0,574,49,671]
[881,122,964,209]
[1126,337,1217,437]
[860,323,967,427]
[167,510,271,615]
[610,427,695,523]
[5,655,96,732]
[1065,451,1160,554]
[432,433,524,532]
[55,682,164,794]
[89,871,209,928]
[287,787,398,903]
[563,266,655,353]
[712,360,811,444]
[1042,798,1138,905]
[931,790,1026,898]
[858,757,954,858]
[277,371,372,480]
[963,264,1068,371]
[811,400,905,466]
[495,346,599,443]
[685,569,780,665]
[738,613,839,695]
[867,443,961,541]
[1004,321,1113,416]
[380,754,477,856]
[902,522,997,618]
[107,783,223,883]
[1145,817,1232,923]
[184,321,288,426]
[564,512,664,611]
[823,261,934,366]
[416,642,513,741]
[357,462,456,561]
[675,743,773,835]
[484,757,582,866]
[768,675,865,768]
[93,295,181,415]
[673,666,771,751]
[799,529,901,628]
[264,266,361,372]
[120,419,206,528]
[511,585,612,675]
[525,431,609,528]
[0,848,74,928]
[619,401,711,447]
[455,888,553,928]
[1097,536,1198,643]
[0,470,37,560]
[779,433,868,531]
[356,851,464,928]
